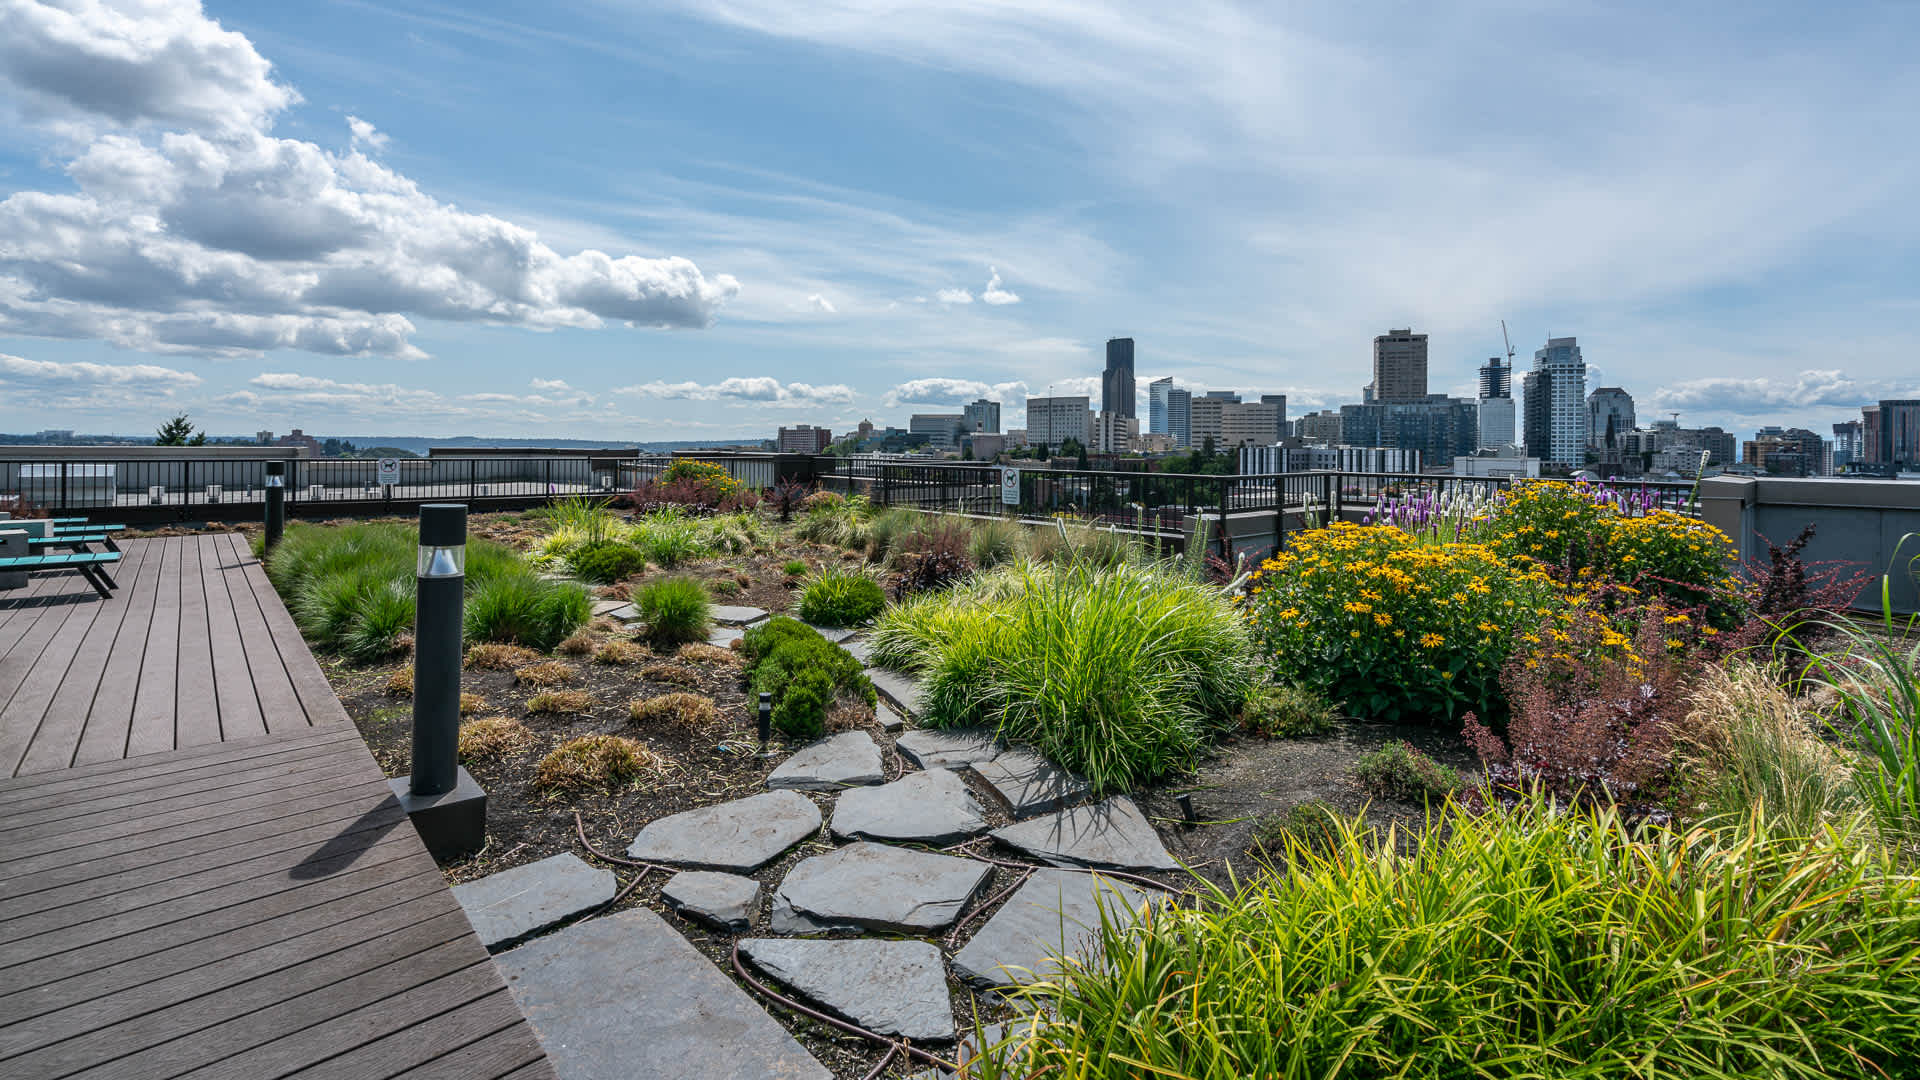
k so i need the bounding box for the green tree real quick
[154,413,206,446]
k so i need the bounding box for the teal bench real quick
[53,523,124,552]
[28,535,116,583]
[0,551,122,598]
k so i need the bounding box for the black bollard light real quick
[387,503,487,861]
[263,460,285,550]
[758,692,773,751]
[1176,792,1197,826]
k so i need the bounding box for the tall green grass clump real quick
[629,507,708,568]
[794,492,875,549]
[796,566,885,627]
[634,577,711,647]
[1679,660,1862,837]
[267,521,590,658]
[967,517,1023,567]
[869,560,1255,793]
[979,798,1920,1080]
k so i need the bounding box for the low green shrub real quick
[796,566,886,626]
[1350,740,1460,802]
[869,560,1255,795]
[567,541,647,584]
[634,577,711,648]
[979,801,1920,1080]
[1241,683,1338,738]
[741,617,873,740]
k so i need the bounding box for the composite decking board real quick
[0,571,115,778]
[127,536,183,758]
[381,1018,556,1080]
[0,799,406,923]
[72,535,165,766]
[0,755,390,865]
[0,723,357,805]
[10,542,154,776]
[215,533,309,733]
[0,912,478,1075]
[0,798,417,947]
[0,882,454,1036]
[0,740,377,842]
[264,981,525,1080]
[171,534,220,750]
[0,851,443,1004]
[199,534,268,742]
[227,533,350,726]
[0,569,71,661]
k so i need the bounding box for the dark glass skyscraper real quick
[1103,337,1135,419]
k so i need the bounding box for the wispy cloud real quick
[614,376,856,407]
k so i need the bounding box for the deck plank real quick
[172,534,220,749]
[202,533,268,742]
[16,542,156,774]
[218,533,310,733]
[127,536,182,757]
[229,533,351,726]
[0,571,115,777]
[73,536,166,765]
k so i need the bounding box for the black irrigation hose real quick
[573,810,672,875]
[957,849,1187,896]
[857,1042,898,1080]
[946,867,1033,949]
[730,942,961,1074]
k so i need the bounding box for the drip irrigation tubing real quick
[574,810,672,874]
[730,942,960,1074]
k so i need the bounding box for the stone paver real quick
[450,853,615,950]
[803,623,857,643]
[740,939,955,1042]
[949,869,1154,990]
[766,730,884,791]
[499,906,829,1080]
[772,841,991,934]
[831,768,987,845]
[590,599,627,617]
[972,750,1090,819]
[866,667,926,714]
[875,701,905,732]
[706,626,745,649]
[990,797,1179,872]
[662,870,762,931]
[842,638,874,664]
[894,727,1002,770]
[603,602,641,624]
[711,604,770,626]
[627,790,822,872]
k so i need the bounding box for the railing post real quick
[59,462,68,513]
[468,459,476,501]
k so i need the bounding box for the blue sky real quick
[2,0,1917,441]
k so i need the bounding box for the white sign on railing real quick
[1000,467,1020,505]
[376,458,401,486]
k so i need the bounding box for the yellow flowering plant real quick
[1482,481,1745,628]
[1242,522,1564,723]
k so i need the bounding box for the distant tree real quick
[961,441,975,461]
[1035,442,1050,462]
[154,413,206,447]
[1201,435,1216,458]
[1076,444,1090,470]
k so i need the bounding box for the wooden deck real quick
[0,534,556,1080]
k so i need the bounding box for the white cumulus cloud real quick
[1,351,200,386]
[1649,370,1905,417]
[981,267,1020,305]
[934,288,973,304]
[807,293,837,313]
[884,377,1028,408]
[614,377,856,407]
[0,0,738,361]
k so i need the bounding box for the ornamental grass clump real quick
[794,492,876,549]
[268,521,589,658]
[869,560,1255,795]
[532,735,666,794]
[977,798,1920,1080]
[796,565,887,626]
[634,577,711,648]
[1243,522,1563,723]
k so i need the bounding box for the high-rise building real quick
[1526,337,1590,468]
[1744,427,1828,477]
[1587,387,1635,450]
[1863,400,1920,473]
[1189,397,1224,450]
[1298,410,1343,446]
[1340,398,1480,465]
[1148,378,1173,435]
[1219,401,1284,449]
[1477,355,1515,450]
[908,414,965,450]
[776,424,832,453]
[1093,412,1139,454]
[962,398,1001,433]
[1832,420,1865,472]
[1103,338,1136,419]
[1200,390,1241,403]
[1166,387,1191,448]
[1026,396,1093,450]
[1371,329,1429,402]
[1259,394,1289,442]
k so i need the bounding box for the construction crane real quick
[1500,320,1516,366]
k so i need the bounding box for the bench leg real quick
[103,537,120,553]
[76,564,113,599]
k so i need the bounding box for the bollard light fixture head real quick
[264,460,284,488]
[417,503,468,579]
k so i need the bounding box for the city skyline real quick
[3,1,1918,441]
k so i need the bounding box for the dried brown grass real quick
[513,661,577,688]
[466,643,543,670]
[628,692,718,726]
[525,689,594,715]
[532,735,667,793]
[458,716,536,763]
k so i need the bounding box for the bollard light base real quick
[388,767,487,863]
